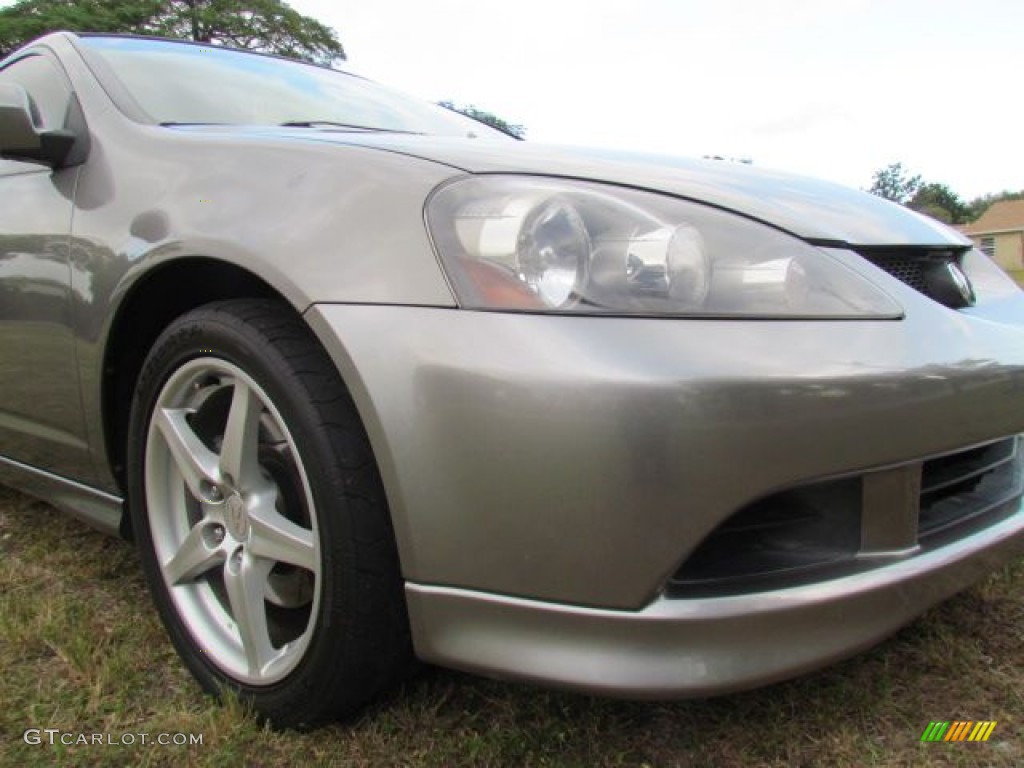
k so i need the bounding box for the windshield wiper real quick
[279,121,423,134]
[159,120,424,134]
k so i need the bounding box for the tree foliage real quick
[438,100,525,139]
[0,0,153,56]
[907,182,968,225]
[703,154,753,165]
[869,162,1022,225]
[868,162,922,204]
[0,0,345,64]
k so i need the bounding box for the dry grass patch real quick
[1,486,1021,767]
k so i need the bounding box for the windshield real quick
[79,36,510,139]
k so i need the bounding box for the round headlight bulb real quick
[667,224,710,307]
[516,199,590,307]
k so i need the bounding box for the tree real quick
[907,182,969,225]
[146,1,344,64]
[703,154,753,165]
[0,1,155,57]
[868,162,922,204]
[438,101,525,139]
[0,0,345,64]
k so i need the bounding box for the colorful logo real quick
[920,721,997,742]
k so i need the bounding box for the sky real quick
[284,0,1022,199]
[1,0,1019,198]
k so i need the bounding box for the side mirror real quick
[0,82,77,167]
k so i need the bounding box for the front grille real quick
[871,255,929,293]
[669,436,1023,597]
[919,438,1021,539]
[856,247,974,309]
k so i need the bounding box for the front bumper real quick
[306,282,1024,695]
[406,504,1024,696]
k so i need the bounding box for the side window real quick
[0,53,73,131]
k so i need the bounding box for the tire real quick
[126,299,411,727]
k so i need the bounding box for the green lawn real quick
[1009,269,1024,287]
[1,486,1022,767]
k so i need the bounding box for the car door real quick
[0,51,92,482]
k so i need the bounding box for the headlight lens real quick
[427,176,902,318]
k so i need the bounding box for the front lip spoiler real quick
[405,498,1024,698]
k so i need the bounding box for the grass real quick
[1,486,1021,767]
[1009,269,1024,287]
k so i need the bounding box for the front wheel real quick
[127,299,411,726]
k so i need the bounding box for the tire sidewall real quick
[126,302,400,724]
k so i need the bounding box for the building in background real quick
[963,200,1024,271]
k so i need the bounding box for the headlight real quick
[426,176,902,318]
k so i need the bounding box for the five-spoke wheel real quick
[146,357,319,684]
[128,300,411,726]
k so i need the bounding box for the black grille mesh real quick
[855,248,972,308]
[870,257,929,293]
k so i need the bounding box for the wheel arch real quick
[102,257,281,502]
[101,256,409,579]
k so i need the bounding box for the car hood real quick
[172,126,968,247]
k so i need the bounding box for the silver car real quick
[2,32,1023,727]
